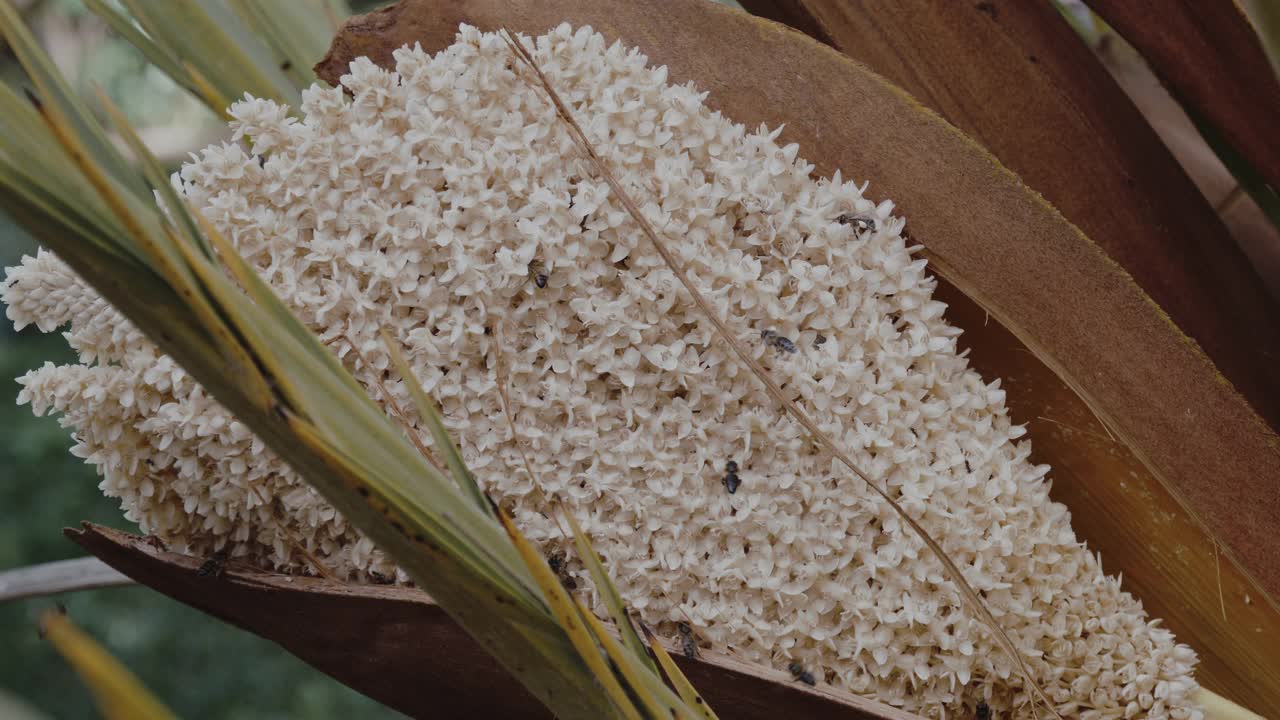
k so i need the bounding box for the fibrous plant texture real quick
[3,24,1199,719]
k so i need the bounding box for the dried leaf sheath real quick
[1085,0,1280,206]
[71,524,921,720]
[734,0,1280,430]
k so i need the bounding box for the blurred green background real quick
[0,0,398,717]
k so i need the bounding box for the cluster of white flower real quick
[3,24,1200,719]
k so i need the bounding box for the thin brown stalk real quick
[491,320,541,490]
[1214,538,1228,622]
[491,319,571,542]
[1035,415,1115,445]
[501,28,1060,718]
[246,481,338,581]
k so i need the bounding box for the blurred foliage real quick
[0,0,207,127]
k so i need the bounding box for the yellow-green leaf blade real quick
[562,510,656,674]
[82,0,192,94]
[495,508,642,720]
[576,598,688,720]
[40,611,177,720]
[91,87,210,258]
[225,0,341,88]
[640,623,719,720]
[382,332,491,516]
[115,0,297,109]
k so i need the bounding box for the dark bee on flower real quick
[676,621,699,659]
[814,333,827,346]
[833,213,876,233]
[197,549,229,578]
[976,700,991,720]
[547,550,577,591]
[760,329,797,354]
[788,662,816,686]
[528,259,549,288]
[723,459,741,494]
